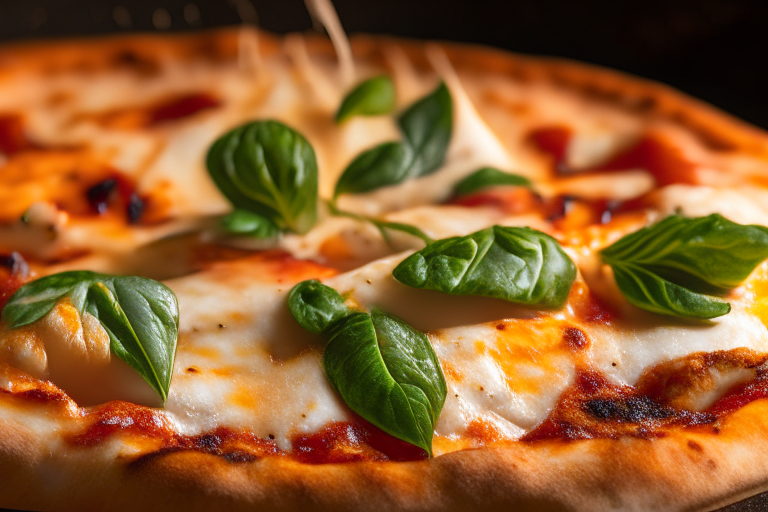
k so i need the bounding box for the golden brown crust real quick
[1,27,768,512]
[4,400,768,511]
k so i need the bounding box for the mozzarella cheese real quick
[1,30,768,458]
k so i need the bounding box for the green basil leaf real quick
[453,167,532,197]
[206,120,318,234]
[601,214,768,293]
[220,209,280,239]
[393,225,576,308]
[335,76,396,124]
[610,263,730,319]
[2,271,179,402]
[1,271,94,328]
[334,142,412,198]
[334,82,453,197]
[323,310,446,456]
[288,280,352,335]
[397,82,453,178]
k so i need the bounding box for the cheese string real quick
[227,0,263,75]
[304,0,356,86]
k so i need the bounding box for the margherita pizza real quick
[1,26,768,512]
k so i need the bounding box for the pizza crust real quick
[3,399,768,511]
[1,27,768,512]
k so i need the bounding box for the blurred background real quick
[0,0,766,129]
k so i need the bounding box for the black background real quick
[0,0,766,127]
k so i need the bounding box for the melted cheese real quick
[1,31,768,459]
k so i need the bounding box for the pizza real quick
[1,25,768,512]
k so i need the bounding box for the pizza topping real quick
[206,120,319,234]
[600,214,768,319]
[451,167,532,198]
[529,125,573,174]
[288,280,446,456]
[335,76,396,124]
[591,134,699,186]
[2,271,179,402]
[0,114,40,156]
[334,82,453,197]
[219,209,280,240]
[291,418,428,463]
[393,225,577,308]
[148,93,221,126]
[288,279,352,334]
[326,201,433,247]
[85,173,145,224]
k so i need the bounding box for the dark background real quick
[0,0,766,128]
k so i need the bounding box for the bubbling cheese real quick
[0,30,768,459]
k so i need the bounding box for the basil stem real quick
[334,82,453,198]
[393,225,577,308]
[2,271,179,402]
[452,167,532,197]
[288,280,446,456]
[206,120,318,234]
[600,214,768,319]
[326,201,433,246]
[335,76,396,124]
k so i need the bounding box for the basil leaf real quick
[323,310,446,456]
[397,82,453,178]
[1,271,93,328]
[288,280,352,334]
[453,167,532,197]
[600,214,768,319]
[601,214,768,292]
[334,82,453,197]
[206,120,318,234]
[334,142,412,198]
[393,225,576,308]
[220,209,280,239]
[335,76,396,124]
[2,271,179,402]
[610,263,730,319]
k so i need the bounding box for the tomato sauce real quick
[529,124,699,186]
[0,115,40,156]
[149,93,221,125]
[0,252,27,313]
[291,417,428,464]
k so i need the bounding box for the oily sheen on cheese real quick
[1,28,768,468]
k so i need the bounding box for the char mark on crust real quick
[583,396,679,423]
[524,351,768,443]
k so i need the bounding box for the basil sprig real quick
[334,82,453,198]
[206,120,318,234]
[335,76,396,123]
[393,226,576,308]
[288,280,446,456]
[220,209,280,239]
[327,201,433,246]
[2,271,179,402]
[452,167,532,197]
[600,214,768,319]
